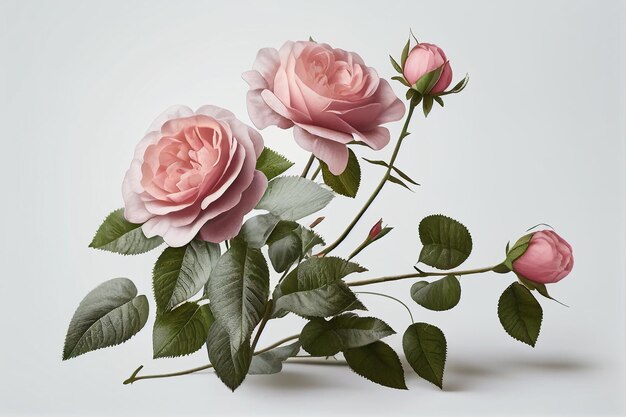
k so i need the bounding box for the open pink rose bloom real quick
[513,230,574,284]
[122,105,267,247]
[243,40,405,175]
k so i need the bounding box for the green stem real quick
[310,164,322,181]
[123,333,301,385]
[347,265,497,287]
[250,300,273,352]
[319,102,416,256]
[354,291,414,323]
[300,154,316,178]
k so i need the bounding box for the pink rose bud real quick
[512,231,574,284]
[368,219,383,240]
[403,43,453,94]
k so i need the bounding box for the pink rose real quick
[243,40,405,175]
[403,43,453,94]
[512,231,574,284]
[122,105,267,247]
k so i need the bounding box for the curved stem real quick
[300,154,316,178]
[319,102,416,256]
[347,265,497,287]
[355,291,414,323]
[123,333,301,385]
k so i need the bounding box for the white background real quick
[1,0,625,416]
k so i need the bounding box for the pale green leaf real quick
[207,239,269,347]
[248,341,301,375]
[153,240,220,312]
[152,302,214,358]
[63,278,149,360]
[89,209,163,255]
[256,176,334,221]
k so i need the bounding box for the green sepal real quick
[390,55,403,73]
[412,63,444,95]
[504,233,533,269]
[400,38,411,67]
[423,96,434,117]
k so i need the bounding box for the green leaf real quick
[152,302,214,358]
[207,238,269,347]
[403,322,447,389]
[440,73,469,95]
[423,96,434,117]
[504,233,533,269]
[153,240,220,312]
[390,55,402,73]
[418,214,473,270]
[268,232,301,273]
[362,159,419,186]
[433,96,444,107]
[89,209,163,255]
[413,64,444,95]
[391,75,410,87]
[344,341,407,390]
[298,226,325,254]
[255,147,294,180]
[320,149,361,198]
[300,313,395,356]
[410,275,461,311]
[63,278,149,360]
[256,176,334,221]
[498,283,543,347]
[387,174,412,191]
[400,38,411,67]
[273,257,366,317]
[239,213,281,248]
[206,321,251,391]
[248,341,301,375]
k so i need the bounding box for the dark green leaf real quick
[441,73,469,95]
[268,232,302,273]
[403,322,447,388]
[433,96,444,107]
[493,263,511,274]
[206,322,251,391]
[362,158,389,168]
[63,278,149,360]
[320,149,361,198]
[423,96,434,117]
[389,55,402,73]
[344,341,407,390]
[391,75,410,87]
[152,302,214,358]
[207,239,269,347]
[89,209,163,255]
[392,166,419,185]
[498,283,543,347]
[256,176,334,221]
[248,341,301,375]
[300,313,395,356]
[418,214,473,270]
[255,147,294,180]
[153,240,220,312]
[387,174,412,191]
[400,38,411,67]
[239,213,281,248]
[273,257,366,317]
[410,275,461,311]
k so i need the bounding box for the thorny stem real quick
[318,102,417,256]
[123,333,300,385]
